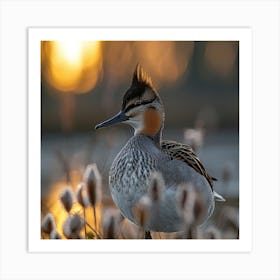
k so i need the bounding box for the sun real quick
[42,40,102,94]
[54,41,85,65]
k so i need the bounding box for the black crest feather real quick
[132,64,154,89]
[121,64,158,111]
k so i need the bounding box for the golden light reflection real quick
[41,41,103,94]
[41,170,102,239]
[54,41,85,65]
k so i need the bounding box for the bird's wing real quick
[161,140,217,191]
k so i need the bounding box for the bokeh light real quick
[134,41,194,84]
[204,41,238,79]
[41,41,102,94]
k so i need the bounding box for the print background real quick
[0,1,279,279]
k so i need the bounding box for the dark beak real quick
[95,111,129,129]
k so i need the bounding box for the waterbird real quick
[95,64,225,233]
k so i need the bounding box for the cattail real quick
[60,187,74,213]
[103,215,116,239]
[133,195,151,229]
[176,184,207,239]
[218,206,239,237]
[63,214,84,239]
[178,187,188,210]
[193,193,206,225]
[119,218,139,239]
[176,184,196,226]
[83,164,102,207]
[148,172,165,202]
[83,164,102,232]
[76,182,89,238]
[102,209,121,239]
[70,214,84,232]
[184,126,204,152]
[50,230,62,239]
[107,216,115,239]
[41,213,55,234]
[76,182,88,208]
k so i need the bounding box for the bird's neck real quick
[138,108,164,145]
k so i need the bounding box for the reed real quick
[63,214,85,239]
[83,164,102,236]
[133,195,152,238]
[59,187,74,213]
[76,182,89,238]
[41,213,55,236]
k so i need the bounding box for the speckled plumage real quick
[109,135,214,232]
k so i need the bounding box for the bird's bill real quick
[95,111,129,129]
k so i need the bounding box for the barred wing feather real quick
[161,140,217,191]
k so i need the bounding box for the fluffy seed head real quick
[102,209,122,239]
[193,194,207,225]
[41,213,55,234]
[50,230,62,239]
[60,187,74,212]
[148,171,165,202]
[133,195,151,228]
[176,184,195,210]
[63,214,84,239]
[178,188,188,210]
[83,164,102,207]
[76,182,89,208]
[184,127,204,152]
[104,215,116,239]
[177,184,207,227]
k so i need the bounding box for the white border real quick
[28,27,252,253]
[1,1,279,279]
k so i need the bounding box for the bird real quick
[95,64,225,234]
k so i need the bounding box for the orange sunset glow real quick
[41,41,102,94]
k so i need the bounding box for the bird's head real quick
[95,64,164,141]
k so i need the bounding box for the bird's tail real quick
[213,191,226,202]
